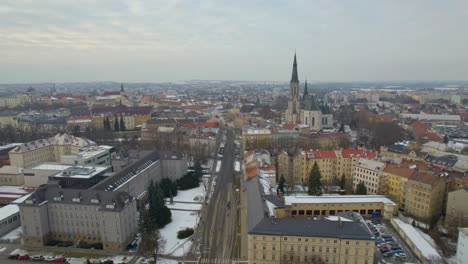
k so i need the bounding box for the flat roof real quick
[284,195,395,206]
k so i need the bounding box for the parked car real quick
[45,256,56,262]
[8,249,23,259]
[394,253,407,260]
[384,237,395,242]
[388,242,399,248]
[18,254,30,260]
[89,259,102,264]
[376,238,385,244]
[377,243,387,248]
[393,249,404,254]
[382,251,394,257]
[379,245,391,251]
[102,259,114,264]
[54,256,67,262]
[31,255,45,261]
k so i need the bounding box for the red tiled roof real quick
[247,167,258,179]
[282,123,295,130]
[411,120,430,136]
[424,132,443,142]
[300,132,345,140]
[342,149,376,159]
[305,150,337,159]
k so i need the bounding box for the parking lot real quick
[367,219,419,264]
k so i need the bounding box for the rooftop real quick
[249,217,374,240]
[284,195,395,206]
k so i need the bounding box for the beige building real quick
[20,186,137,251]
[352,159,385,194]
[445,188,468,227]
[248,218,375,264]
[0,166,24,186]
[9,133,113,168]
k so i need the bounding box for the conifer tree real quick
[119,114,126,131]
[114,116,119,131]
[355,181,368,195]
[308,162,323,196]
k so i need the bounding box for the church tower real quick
[285,53,301,124]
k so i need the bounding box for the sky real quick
[1,0,468,83]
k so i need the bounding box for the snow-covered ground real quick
[172,185,206,203]
[0,226,22,242]
[167,202,202,211]
[415,227,438,250]
[160,211,197,256]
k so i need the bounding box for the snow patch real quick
[0,226,22,242]
[167,202,202,211]
[172,185,205,203]
[160,211,197,256]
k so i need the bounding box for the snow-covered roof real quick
[284,195,395,205]
[393,218,440,259]
[0,204,19,221]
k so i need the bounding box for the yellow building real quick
[405,172,445,223]
[285,149,377,186]
[381,164,413,210]
[92,115,135,130]
[248,218,375,264]
[0,95,32,108]
[352,159,386,194]
[243,129,272,151]
[276,195,396,220]
[277,150,294,183]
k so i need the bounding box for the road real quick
[198,130,238,262]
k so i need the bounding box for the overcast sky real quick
[1,0,467,83]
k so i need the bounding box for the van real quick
[8,249,23,259]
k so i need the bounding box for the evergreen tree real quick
[114,116,120,131]
[194,160,203,179]
[339,122,345,133]
[159,178,178,198]
[105,116,111,131]
[443,135,449,144]
[103,117,107,130]
[355,181,368,195]
[339,173,346,190]
[119,114,126,131]
[278,176,286,194]
[152,184,172,228]
[308,162,322,196]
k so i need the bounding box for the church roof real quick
[291,53,299,83]
[301,95,320,111]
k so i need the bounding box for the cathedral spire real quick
[291,53,299,83]
[303,79,308,100]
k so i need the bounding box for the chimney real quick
[338,216,343,228]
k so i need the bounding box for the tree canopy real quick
[308,162,323,196]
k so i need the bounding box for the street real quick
[198,130,238,263]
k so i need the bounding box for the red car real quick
[54,256,67,262]
[18,254,30,260]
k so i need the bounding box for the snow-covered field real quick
[172,185,205,203]
[0,226,22,242]
[160,184,207,257]
[160,211,197,256]
[167,202,202,211]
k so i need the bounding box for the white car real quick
[44,256,56,262]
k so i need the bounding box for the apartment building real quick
[281,149,376,185]
[405,171,446,222]
[381,164,413,210]
[276,195,396,220]
[446,188,468,227]
[352,159,385,194]
[20,186,137,251]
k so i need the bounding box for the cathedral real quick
[285,54,333,131]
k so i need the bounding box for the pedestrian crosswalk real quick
[198,258,233,264]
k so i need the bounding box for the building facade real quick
[445,188,468,227]
[352,159,386,194]
[248,218,375,264]
[19,186,137,251]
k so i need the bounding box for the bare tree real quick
[139,229,166,264]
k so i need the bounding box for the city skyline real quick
[1,1,468,83]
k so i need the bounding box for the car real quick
[388,241,399,247]
[376,238,385,244]
[89,259,102,264]
[379,245,390,251]
[393,249,404,254]
[54,256,67,262]
[384,237,395,242]
[394,253,407,260]
[102,260,114,264]
[45,256,56,262]
[382,251,394,257]
[373,231,380,236]
[376,243,387,248]
[379,248,390,254]
[31,255,45,261]
[18,254,30,260]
